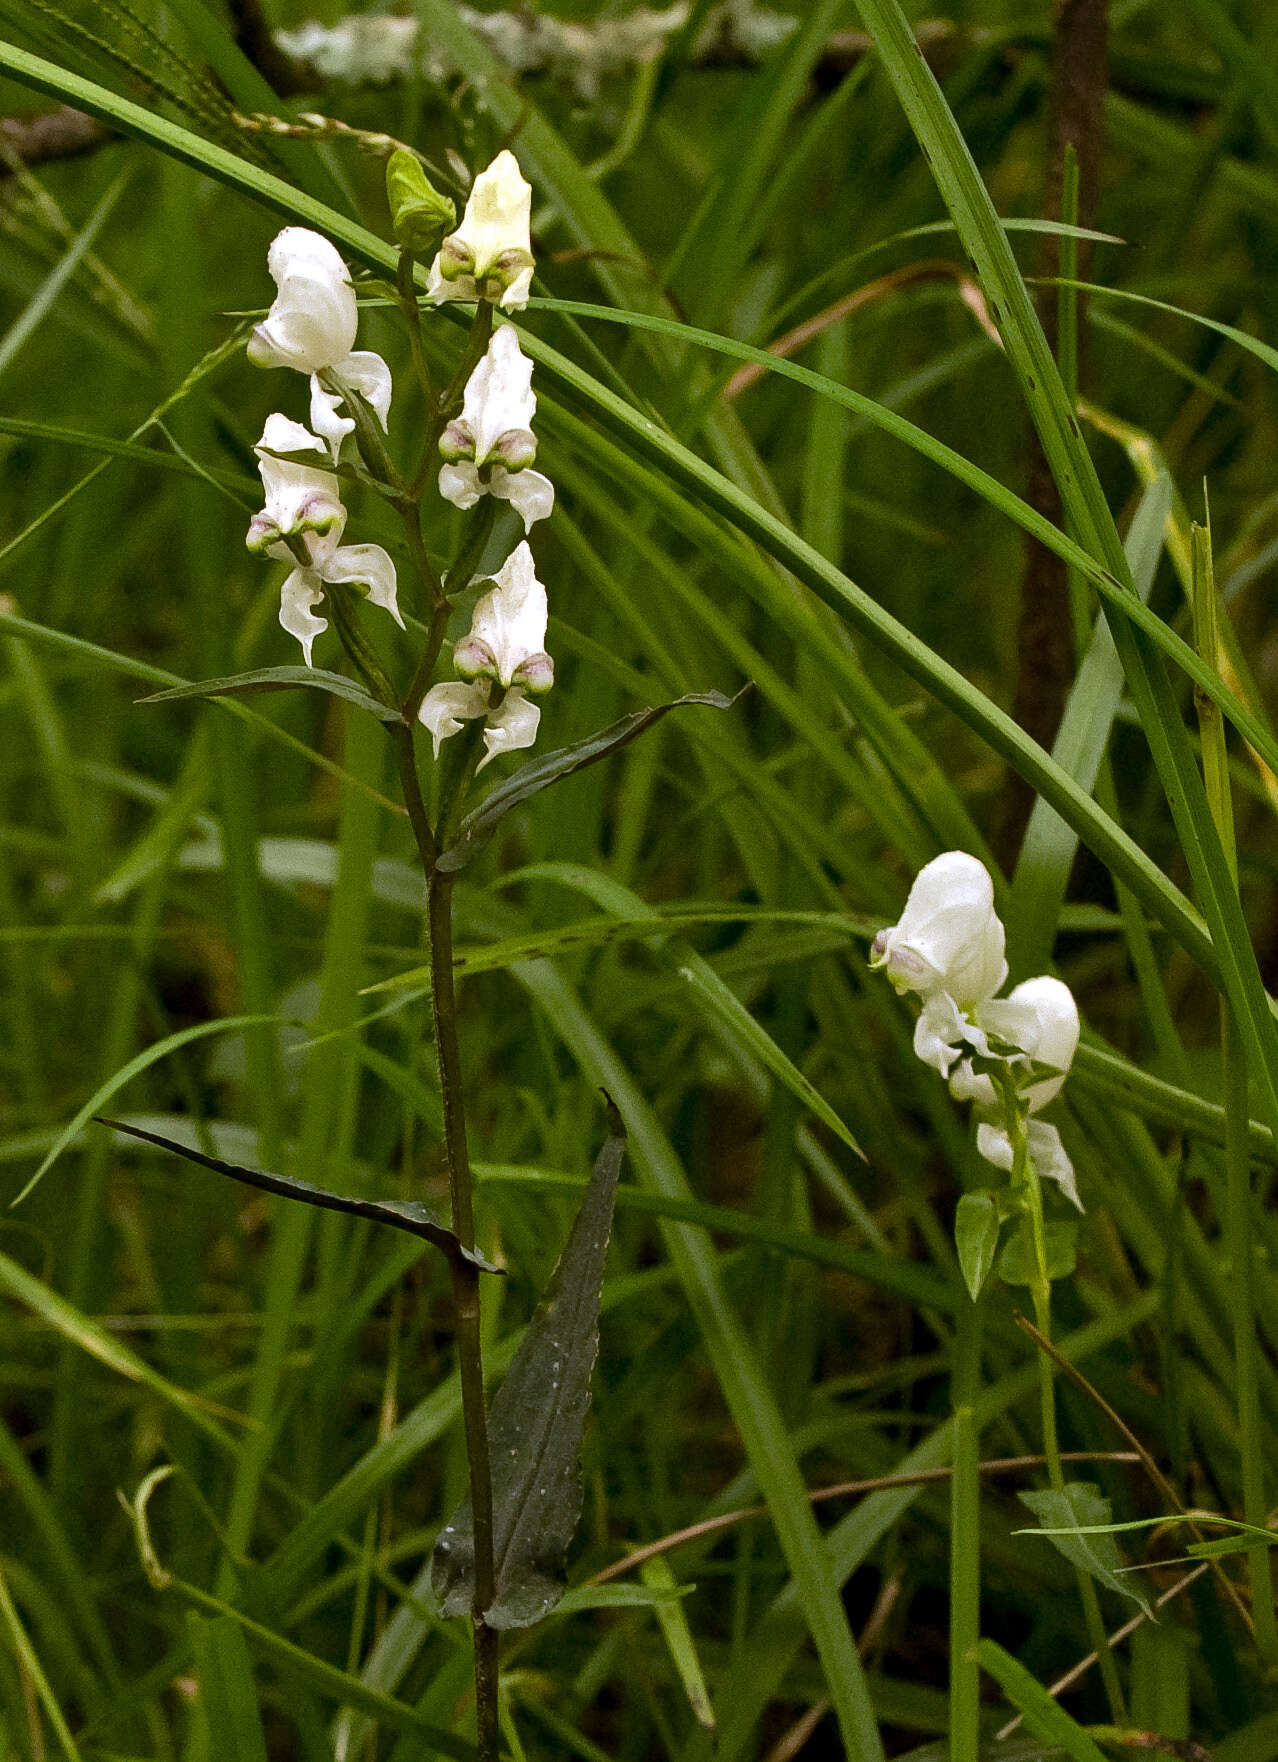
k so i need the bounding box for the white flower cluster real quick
[419,153,555,769]
[247,228,400,663]
[870,852,1082,1208]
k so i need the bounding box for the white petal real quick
[461,325,536,465]
[451,150,532,283]
[478,687,539,769]
[869,851,1007,1008]
[1026,1121,1082,1210]
[247,227,358,374]
[337,349,393,429]
[418,679,490,757]
[915,993,990,1078]
[497,263,533,311]
[975,1121,1015,1174]
[439,460,483,510]
[461,541,548,687]
[427,255,473,306]
[323,543,404,628]
[279,568,328,666]
[979,976,1079,1113]
[492,466,554,531]
[309,376,353,456]
[252,415,345,551]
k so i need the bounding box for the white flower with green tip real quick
[427,151,534,310]
[438,326,554,532]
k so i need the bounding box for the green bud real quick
[385,150,456,257]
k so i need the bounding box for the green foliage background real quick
[2,0,1278,1757]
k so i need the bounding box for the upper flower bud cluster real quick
[871,852,1081,1207]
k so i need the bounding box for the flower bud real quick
[493,427,537,471]
[513,649,554,694]
[439,419,475,463]
[437,236,474,283]
[385,149,456,257]
[453,635,496,680]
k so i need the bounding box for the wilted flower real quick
[427,150,534,310]
[418,677,541,770]
[247,227,392,457]
[248,415,402,665]
[870,851,1007,1010]
[438,326,553,531]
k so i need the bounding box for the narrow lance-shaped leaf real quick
[97,1118,498,1273]
[432,1106,627,1627]
[141,666,402,723]
[436,690,744,873]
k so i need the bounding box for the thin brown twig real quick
[590,1452,1139,1585]
[995,1563,1211,1741]
[722,260,1001,400]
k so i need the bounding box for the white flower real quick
[870,851,1007,1010]
[913,991,990,1079]
[417,677,541,771]
[246,415,344,560]
[438,326,553,532]
[452,542,554,693]
[427,150,534,310]
[247,415,402,666]
[248,229,357,373]
[976,1119,1082,1211]
[948,976,1080,1113]
[247,227,392,458]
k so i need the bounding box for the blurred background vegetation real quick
[2,0,1278,1757]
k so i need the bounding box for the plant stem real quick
[397,248,434,407]
[389,718,498,1757]
[429,869,500,1760]
[949,1286,984,1762]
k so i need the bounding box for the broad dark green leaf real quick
[141,666,401,722]
[432,1109,626,1627]
[954,1191,1000,1301]
[435,690,742,873]
[97,1118,496,1272]
[1018,1483,1153,1617]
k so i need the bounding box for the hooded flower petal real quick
[248,228,358,374]
[279,568,329,666]
[976,1119,1081,1211]
[452,542,550,689]
[459,325,537,465]
[478,687,540,769]
[869,851,1007,1009]
[248,415,345,562]
[427,150,534,310]
[324,543,404,629]
[951,975,1080,1113]
[418,679,491,757]
[438,460,483,512]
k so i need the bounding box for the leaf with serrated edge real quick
[432,1108,626,1627]
[436,691,742,873]
[141,667,401,722]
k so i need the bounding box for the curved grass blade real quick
[432,1109,626,1628]
[975,1640,1108,1762]
[9,1012,275,1206]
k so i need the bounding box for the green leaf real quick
[554,1580,695,1615]
[141,666,402,722]
[640,1557,715,1730]
[954,1191,1000,1301]
[1018,1484,1153,1617]
[435,691,741,873]
[187,1615,269,1762]
[432,1110,626,1628]
[975,1639,1109,1762]
[97,1117,496,1273]
[996,1221,1077,1287]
